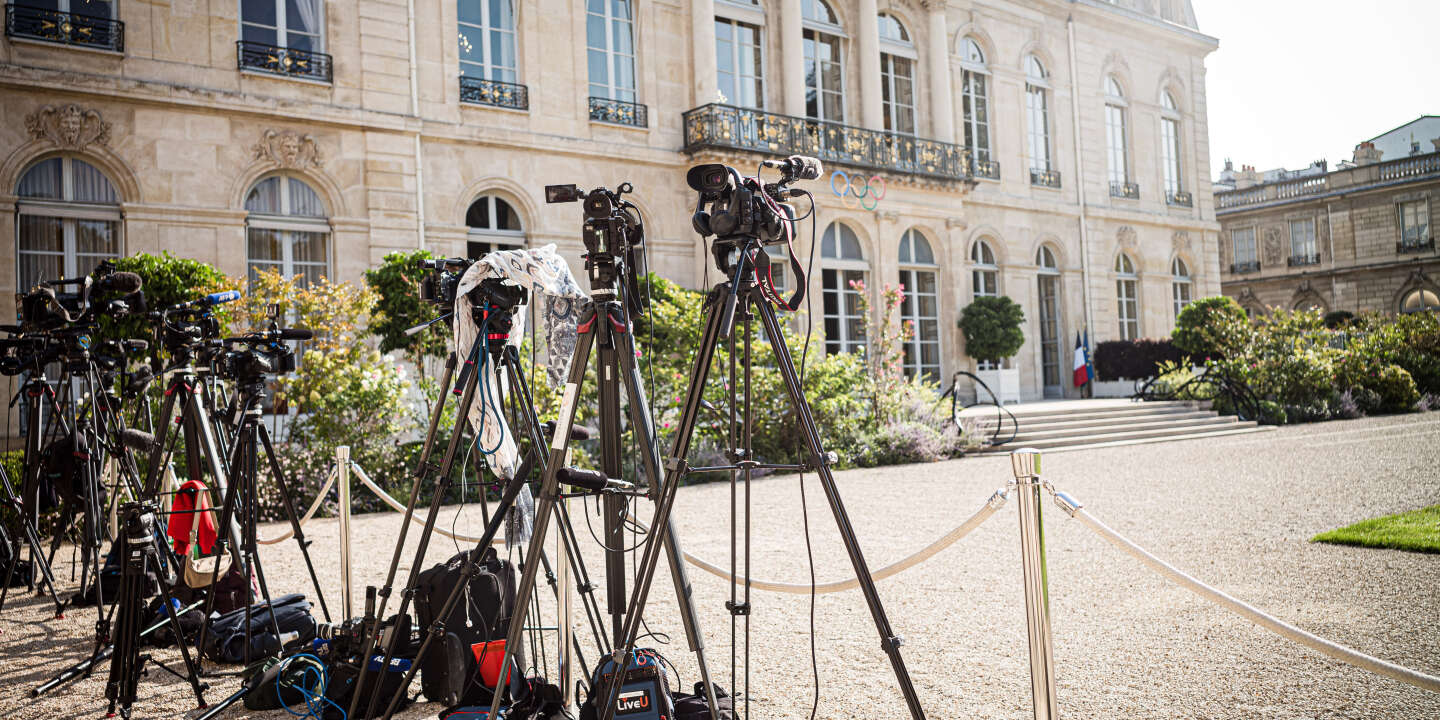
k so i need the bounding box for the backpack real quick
[70,541,155,607]
[579,650,675,720]
[673,683,737,720]
[320,621,418,720]
[203,593,317,663]
[414,546,519,705]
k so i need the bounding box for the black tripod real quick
[2,358,73,619]
[491,182,722,718]
[589,235,928,717]
[104,501,208,719]
[354,275,607,720]
[0,459,63,616]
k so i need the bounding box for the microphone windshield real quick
[120,429,157,452]
[785,155,823,181]
[278,328,314,341]
[101,272,144,294]
[206,290,242,306]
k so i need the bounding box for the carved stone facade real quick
[1,0,1218,404]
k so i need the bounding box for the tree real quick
[1172,295,1250,359]
[958,296,1025,364]
[364,249,449,367]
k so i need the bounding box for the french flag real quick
[1073,331,1090,388]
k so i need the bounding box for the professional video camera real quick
[544,181,645,311]
[687,154,822,310]
[151,290,239,357]
[416,257,476,307]
[15,260,145,332]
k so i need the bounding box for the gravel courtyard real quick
[2,412,1438,719]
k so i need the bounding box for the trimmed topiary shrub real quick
[1172,295,1249,359]
[958,295,1025,364]
[1093,338,1190,381]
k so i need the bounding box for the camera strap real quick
[749,180,805,312]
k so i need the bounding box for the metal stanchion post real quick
[338,446,353,619]
[1011,448,1059,720]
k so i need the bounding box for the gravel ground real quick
[3,412,1439,719]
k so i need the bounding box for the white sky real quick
[1199,0,1440,177]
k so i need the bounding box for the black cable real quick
[794,192,821,720]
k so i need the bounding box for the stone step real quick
[1009,415,1240,442]
[966,404,1209,428]
[974,409,1220,434]
[980,400,1209,423]
[1005,424,1276,454]
[973,418,1262,452]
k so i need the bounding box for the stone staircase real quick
[968,399,1272,453]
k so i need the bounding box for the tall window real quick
[1115,253,1139,340]
[1105,75,1129,186]
[241,0,323,52]
[1160,91,1182,197]
[1036,246,1063,394]
[898,229,939,380]
[960,38,990,164]
[821,222,866,355]
[245,175,329,287]
[466,195,525,257]
[15,156,121,292]
[802,0,843,122]
[1398,199,1431,248]
[1289,218,1316,261]
[586,0,636,102]
[716,16,763,108]
[1171,257,1192,320]
[1232,227,1257,268]
[878,13,915,135]
[1025,55,1051,173]
[970,238,999,370]
[459,0,517,82]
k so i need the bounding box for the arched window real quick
[1026,55,1052,177]
[1105,75,1130,190]
[802,0,844,122]
[586,0,636,102]
[715,9,764,109]
[459,0,517,82]
[1115,253,1139,340]
[1171,257,1192,320]
[1036,245,1059,273]
[970,238,998,299]
[1161,90,1183,201]
[1402,288,1440,313]
[245,175,329,287]
[897,228,938,380]
[821,221,866,355]
[15,156,122,291]
[878,13,915,135]
[960,37,990,166]
[465,195,525,257]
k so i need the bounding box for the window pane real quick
[74,219,118,256]
[242,0,277,27]
[291,230,328,264]
[17,158,63,200]
[246,177,283,213]
[287,178,326,217]
[467,198,492,228]
[242,23,279,45]
[286,0,322,36]
[248,227,282,262]
[17,215,64,291]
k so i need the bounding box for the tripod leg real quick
[595,316,627,646]
[594,288,729,720]
[256,424,331,621]
[754,296,927,719]
[488,316,601,714]
[613,305,723,719]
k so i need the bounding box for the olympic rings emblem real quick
[830,170,886,211]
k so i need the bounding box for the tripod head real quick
[546,181,646,315]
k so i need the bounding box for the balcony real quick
[972,158,1001,181]
[1029,168,1061,189]
[1218,151,1440,212]
[1398,235,1434,254]
[1230,261,1261,274]
[1167,190,1193,207]
[1287,253,1321,267]
[236,40,332,82]
[5,4,123,52]
[1110,181,1140,200]
[460,77,528,111]
[589,96,648,128]
[682,103,973,183]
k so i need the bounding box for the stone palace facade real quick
[1,0,1218,402]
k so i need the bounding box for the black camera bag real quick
[203,592,316,663]
[415,546,519,704]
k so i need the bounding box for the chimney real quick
[1235,164,1260,189]
[1353,141,1383,166]
[1432,137,1440,153]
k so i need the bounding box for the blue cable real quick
[275,653,347,720]
[475,311,506,457]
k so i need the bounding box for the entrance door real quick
[1038,274,1062,397]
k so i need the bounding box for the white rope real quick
[349,462,503,546]
[1062,499,1440,694]
[656,488,1010,595]
[257,465,339,545]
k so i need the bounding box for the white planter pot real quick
[974,368,1021,405]
[1091,378,1138,398]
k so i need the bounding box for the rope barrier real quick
[1049,489,1440,695]
[257,465,340,546]
[348,463,503,546]
[653,487,1010,595]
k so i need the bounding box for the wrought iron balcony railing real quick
[589,96,648,127]
[1030,168,1061,189]
[1167,190,1193,207]
[460,77,528,111]
[236,40,332,82]
[1229,260,1261,274]
[1110,181,1140,200]
[972,158,1001,181]
[682,103,973,182]
[1397,237,1435,254]
[1287,253,1321,267]
[5,4,123,52]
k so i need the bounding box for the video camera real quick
[216,306,310,383]
[416,257,475,307]
[14,260,145,333]
[544,181,645,310]
[687,155,820,248]
[153,290,241,356]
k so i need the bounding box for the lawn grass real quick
[1312,504,1440,554]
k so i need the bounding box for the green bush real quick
[1323,310,1354,329]
[1172,295,1250,359]
[106,252,234,349]
[958,296,1025,364]
[365,249,448,365]
[1366,364,1420,413]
